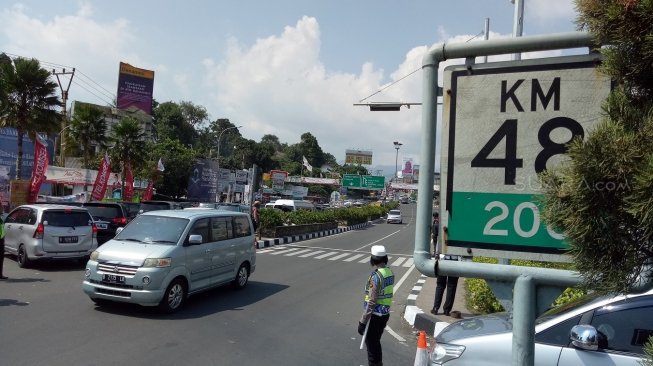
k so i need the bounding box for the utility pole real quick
[52,68,75,168]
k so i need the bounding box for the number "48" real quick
[470,117,584,184]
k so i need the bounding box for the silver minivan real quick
[82,209,257,313]
[4,204,98,267]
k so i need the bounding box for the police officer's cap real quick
[371,245,387,257]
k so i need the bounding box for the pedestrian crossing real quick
[257,245,415,267]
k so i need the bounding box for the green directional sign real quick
[342,175,384,190]
[361,175,385,189]
[342,174,361,187]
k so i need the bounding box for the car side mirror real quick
[570,325,599,351]
[188,234,203,244]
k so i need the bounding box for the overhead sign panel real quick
[440,55,612,261]
[342,174,385,190]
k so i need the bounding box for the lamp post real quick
[216,125,242,202]
[393,141,402,182]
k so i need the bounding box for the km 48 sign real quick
[440,56,612,260]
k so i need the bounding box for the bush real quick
[464,257,587,315]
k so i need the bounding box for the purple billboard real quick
[116,62,155,115]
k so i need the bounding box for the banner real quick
[124,161,134,201]
[143,179,154,200]
[187,159,219,202]
[91,152,111,201]
[28,135,49,203]
[302,156,313,172]
[116,62,155,115]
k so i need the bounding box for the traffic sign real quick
[342,175,385,190]
[440,55,612,260]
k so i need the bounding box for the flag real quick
[157,158,165,172]
[28,134,49,203]
[124,161,134,201]
[91,152,111,201]
[302,156,313,172]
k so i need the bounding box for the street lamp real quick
[216,125,242,202]
[393,141,402,182]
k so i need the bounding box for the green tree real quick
[0,56,61,178]
[66,103,109,168]
[153,101,198,147]
[110,117,147,192]
[540,0,653,295]
[148,138,196,199]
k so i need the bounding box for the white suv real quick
[4,204,98,267]
[82,209,257,313]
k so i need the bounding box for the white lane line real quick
[358,256,370,263]
[402,258,414,268]
[284,249,313,256]
[385,263,415,343]
[391,257,406,267]
[328,253,351,261]
[344,254,365,262]
[298,250,324,258]
[355,230,401,252]
[269,248,303,255]
[314,252,339,259]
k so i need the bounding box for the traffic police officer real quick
[358,245,394,366]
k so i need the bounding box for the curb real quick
[256,221,375,249]
[403,275,457,338]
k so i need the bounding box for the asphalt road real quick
[0,203,421,366]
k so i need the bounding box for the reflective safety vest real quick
[364,267,394,306]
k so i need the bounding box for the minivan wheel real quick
[232,263,249,290]
[17,245,31,268]
[158,278,187,314]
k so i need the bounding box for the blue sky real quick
[0,0,579,175]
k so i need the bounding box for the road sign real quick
[342,174,361,188]
[342,175,385,190]
[440,55,612,260]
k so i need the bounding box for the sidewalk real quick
[404,274,474,338]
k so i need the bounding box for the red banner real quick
[91,152,111,201]
[28,135,49,203]
[142,179,154,201]
[124,161,134,201]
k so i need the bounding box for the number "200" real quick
[483,201,564,240]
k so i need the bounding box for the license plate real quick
[102,274,125,284]
[59,236,78,243]
[96,223,108,229]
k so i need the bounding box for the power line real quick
[358,30,484,103]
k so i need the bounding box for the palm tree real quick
[66,103,109,168]
[0,55,61,179]
[110,117,146,192]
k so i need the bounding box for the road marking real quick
[269,247,303,255]
[344,254,365,262]
[284,249,312,256]
[385,326,406,343]
[355,230,401,252]
[391,257,406,267]
[328,253,351,261]
[314,252,339,259]
[402,257,414,268]
[298,250,324,258]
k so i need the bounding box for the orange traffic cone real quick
[414,330,429,366]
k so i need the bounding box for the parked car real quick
[139,200,184,213]
[430,288,653,365]
[4,204,98,267]
[119,201,141,220]
[198,202,250,213]
[82,209,257,313]
[272,199,316,212]
[386,209,402,224]
[81,202,131,245]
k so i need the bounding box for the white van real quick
[82,209,256,313]
[272,199,316,212]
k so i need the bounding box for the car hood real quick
[436,313,512,343]
[96,240,174,265]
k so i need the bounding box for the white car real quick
[430,288,653,365]
[386,210,402,224]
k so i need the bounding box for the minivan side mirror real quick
[188,234,203,244]
[570,325,599,351]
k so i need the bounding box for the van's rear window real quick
[42,210,91,227]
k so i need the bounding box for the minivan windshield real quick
[42,210,91,227]
[115,215,189,245]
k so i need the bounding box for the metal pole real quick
[512,0,525,61]
[512,275,536,366]
[483,18,490,63]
